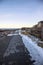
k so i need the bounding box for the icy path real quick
[20,34,43,65]
[7,33,18,36]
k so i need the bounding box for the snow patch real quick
[20,34,43,65]
[7,34,19,36]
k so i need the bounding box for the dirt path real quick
[3,35,34,65]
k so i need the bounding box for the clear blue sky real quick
[0,0,43,28]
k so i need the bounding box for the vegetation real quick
[38,43,43,48]
[21,31,30,35]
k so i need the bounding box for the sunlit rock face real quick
[37,21,43,40]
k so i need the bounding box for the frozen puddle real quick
[20,34,43,65]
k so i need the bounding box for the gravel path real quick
[3,35,25,57]
[2,35,34,65]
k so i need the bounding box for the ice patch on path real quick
[7,34,19,36]
[20,34,43,65]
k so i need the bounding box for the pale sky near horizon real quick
[0,0,43,28]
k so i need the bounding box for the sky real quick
[0,0,43,28]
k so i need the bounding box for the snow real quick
[7,34,19,36]
[20,34,43,65]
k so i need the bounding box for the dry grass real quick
[21,31,29,35]
[38,43,43,48]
